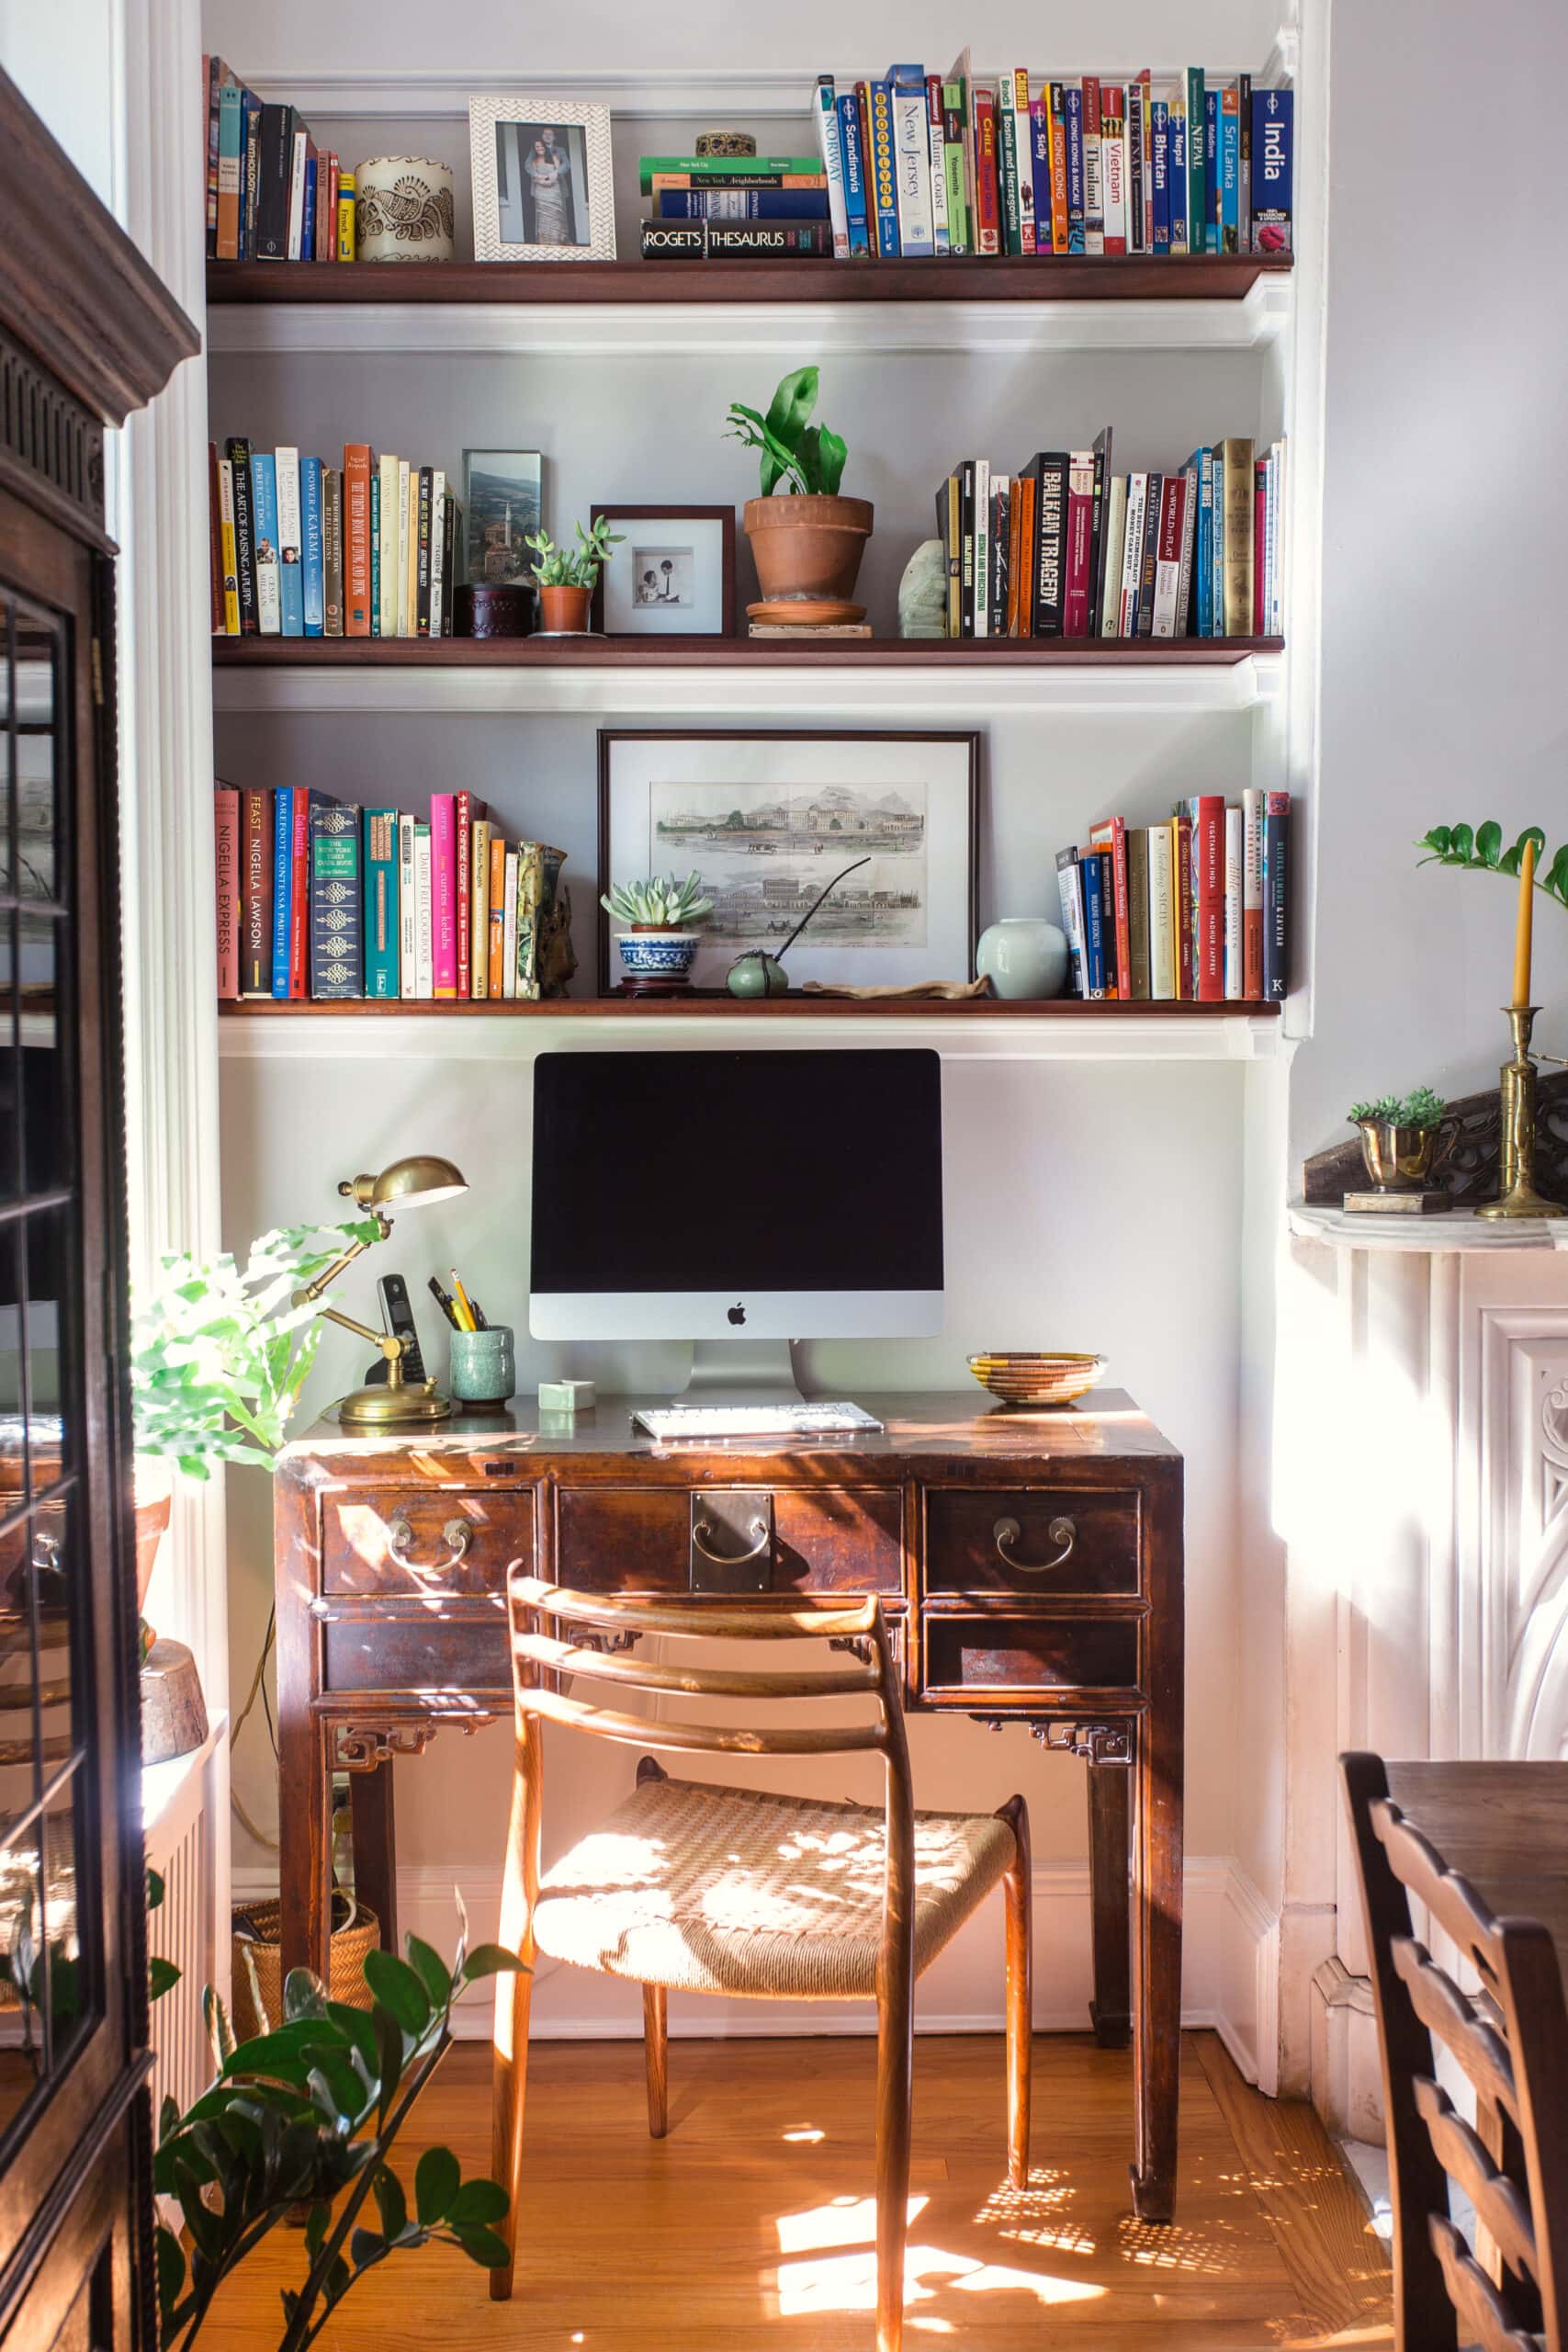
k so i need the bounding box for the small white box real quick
[538,1379,596,1413]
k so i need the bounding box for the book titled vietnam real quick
[362,808,400,997]
[308,794,362,1000]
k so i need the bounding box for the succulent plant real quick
[525,515,623,588]
[600,872,715,929]
[1348,1087,1447,1130]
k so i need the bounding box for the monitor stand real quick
[680,1337,806,1405]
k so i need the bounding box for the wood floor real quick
[203,2030,1391,2349]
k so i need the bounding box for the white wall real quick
[0,0,118,201]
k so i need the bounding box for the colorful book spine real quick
[214,786,239,999]
[1174,455,1201,635]
[415,466,433,636]
[1220,435,1256,635]
[274,447,303,636]
[1055,848,1086,997]
[1147,820,1176,998]
[501,848,519,999]
[995,72,1021,254]
[1168,84,1190,251]
[249,451,279,634]
[1151,96,1171,252]
[1081,77,1104,253]
[344,443,371,635]
[363,808,400,998]
[1185,68,1206,258]
[308,794,362,999]
[1126,75,1146,253]
[839,92,871,254]
[240,786,271,995]
[868,83,900,255]
[1151,475,1186,637]
[1208,447,1225,638]
[428,469,446,639]
[488,835,508,998]
[1047,82,1069,254]
[891,85,934,255]
[1100,85,1127,254]
[1064,452,1095,636]
[1029,97,1053,251]
[1242,786,1265,998]
[1079,847,1107,999]
[1193,793,1224,1001]
[1063,84,1086,250]
[217,458,240,635]
[973,85,1000,253]
[455,786,471,999]
[927,74,951,255]
[1126,824,1151,998]
[1173,805,1193,998]
[1204,84,1221,253]
[515,842,544,1001]
[1251,87,1293,254]
[226,438,256,634]
[1135,469,1162,636]
[471,818,492,999]
[430,793,457,997]
[288,789,309,998]
[270,786,292,998]
[815,75,851,260]
[1091,818,1132,1002]
[1220,83,1240,253]
[1223,806,1244,999]
[1262,791,1290,1000]
[300,457,323,635]
[398,813,418,1000]
[216,79,243,259]
[322,466,343,636]
[413,823,434,1001]
[942,84,969,253]
[1011,70,1036,254]
[301,153,316,260]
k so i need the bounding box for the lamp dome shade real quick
[354,1155,468,1210]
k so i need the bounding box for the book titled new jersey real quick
[308,794,363,998]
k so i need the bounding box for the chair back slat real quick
[1393,1940,1518,2120]
[1343,1751,1568,2352]
[1415,2079,1539,2285]
[510,1573,879,1645]
[513,1626,882,1702]
[1429,2216,1540,2352]
[521,1679,888,1757]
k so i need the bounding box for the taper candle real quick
[1513,834,1538,1008]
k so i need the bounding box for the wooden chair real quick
[1341,1752,1568,2351]
[490,1574,1033,2352]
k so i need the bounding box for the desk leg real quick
[277,1707,332,1986]
[350,1761,398,1954]
[1130,1707,1182,2222]
[1087,1760,1132,2049]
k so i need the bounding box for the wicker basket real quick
[230,1894,378,2041]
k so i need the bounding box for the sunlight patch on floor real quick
[774,2193,928,2254]
[774,2245,1106,2317]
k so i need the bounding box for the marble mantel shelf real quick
[1290,1200,1568,1252]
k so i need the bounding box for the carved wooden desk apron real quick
[274,1387,1184,2218]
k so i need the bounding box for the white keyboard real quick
[632,1402,886,1441]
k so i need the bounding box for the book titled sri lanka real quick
[300,456,323,635]
[308,794,362,999]
[1219,83,1241,254]
[1251,87,1292,254]
[225,437,257,634]
[214,786,239,999]
[1192,793,1225,1001]
[322,467,344,637]
[344,444,372,636]
[430,793,458,997]
[638,221,834,256]
[240,786,272,996]
[270,786,293,997]
[1055,846,1086,996]
[362,808,400,997]
[1262,790,1289,1000]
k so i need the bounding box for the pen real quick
[427,1274,460,1330]
[469,1299,489,1330]
[451,1269,478,1333]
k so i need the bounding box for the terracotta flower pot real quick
[538,582,592,633]
[133,1458,175,1614]
[743,494,874,606]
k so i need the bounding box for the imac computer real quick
[529,1046,943,1407]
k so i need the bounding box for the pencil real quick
[450,1269,478,1332]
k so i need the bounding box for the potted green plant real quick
[525,516,623,634]
[1347,1087,1451,1193]
[724,366,873,616]
[600,871,715,989]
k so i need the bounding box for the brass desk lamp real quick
[292,1155,468,1429]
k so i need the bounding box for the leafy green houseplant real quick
[525,517,623,633]
[1348,1086,1452,1194]
[155,1918,522,2350]
[1417,820,1568,902]
[601,871,715,989]
[724,366,874,616]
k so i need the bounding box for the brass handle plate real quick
[692,1516,770,1566]
[993,1513,1077,1574]
[386,1511,473,1577]
[689,1490,775,1592]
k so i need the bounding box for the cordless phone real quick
[363,1271,426,1385]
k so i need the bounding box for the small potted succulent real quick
[1347,1087,1451,1193]
[600,871,714,989]
[725,366,873,615]
[525,515,624,634]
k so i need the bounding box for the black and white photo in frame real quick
[468,96,615,262]
[591,506,736,636]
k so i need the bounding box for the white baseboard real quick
[233,1853,1280,2083]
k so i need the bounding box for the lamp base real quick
[333,1379,453,1430]
[1477,1185,1565,1221]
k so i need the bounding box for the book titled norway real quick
[362,808,400,997]
[308,794,363,999]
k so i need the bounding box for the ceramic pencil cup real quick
[448,1325,515,1411]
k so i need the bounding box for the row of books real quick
[204,60,350,263]
[938,432,1286,640]
[213,787,569,1001]
[807,58,1292,263]
[1055,793,1289,1002]
[209,441,463,639]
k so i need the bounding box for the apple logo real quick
[728,1301,746,1326]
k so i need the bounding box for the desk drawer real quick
[922,1613,1139,1698]
[321,1492,534,1599]
[925,1488,1139,1597]
[321,1600,509,1693]
[557,1486,903,1595]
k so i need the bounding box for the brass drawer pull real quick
[387,1512,473,1577]
[993,1514,1077,1573]
[692,1515,770,1567]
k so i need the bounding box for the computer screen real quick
[529,1046,943,1339]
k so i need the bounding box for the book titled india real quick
[430,792,458,997]
[274,447,303,636]
[397,813,418,1000]
[214,786,239,999]
[322,467,344,637]
[1262,790,1290,1000]
[240,786,272,996]
[1220,83,1240,253]
[270,786,293,997]
[344,444,372,636]
[226,438,257,634]
[1251,87,1292,254]
[308,794,362,1000]
[362,808,400,998]
[300,456,323,635]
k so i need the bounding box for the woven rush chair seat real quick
[531,1772,1018,1999]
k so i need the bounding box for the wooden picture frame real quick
[468,96,616,263]
[589,505,736,637]
[597,729,980,997]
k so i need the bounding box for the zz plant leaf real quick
[726,365,852,497]
[1417,820,1568,904]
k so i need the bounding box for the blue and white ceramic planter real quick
[616,930,698,981]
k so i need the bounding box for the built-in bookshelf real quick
[211,635,1282,670]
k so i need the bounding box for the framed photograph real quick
[462,449,543,586]
[590,505,736,637]
[468,97,615,262]
[598,730,979,996]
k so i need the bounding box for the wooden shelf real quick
[220,994,1280,1018]
[208,255,1292,307]
[211,634,1280,670]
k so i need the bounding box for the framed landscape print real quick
[462,449,543,584]
[590,505,735,637]
[468,96,615,262]
[598,730,978,996]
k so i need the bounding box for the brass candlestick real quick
[1477,1006,1563,1219]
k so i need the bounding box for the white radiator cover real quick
[144,1715,231,2133]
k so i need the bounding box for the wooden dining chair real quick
[1341,1751,1568,2351]
[490,1573,1033,2352]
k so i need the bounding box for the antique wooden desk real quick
[274,1387,1184,2218]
